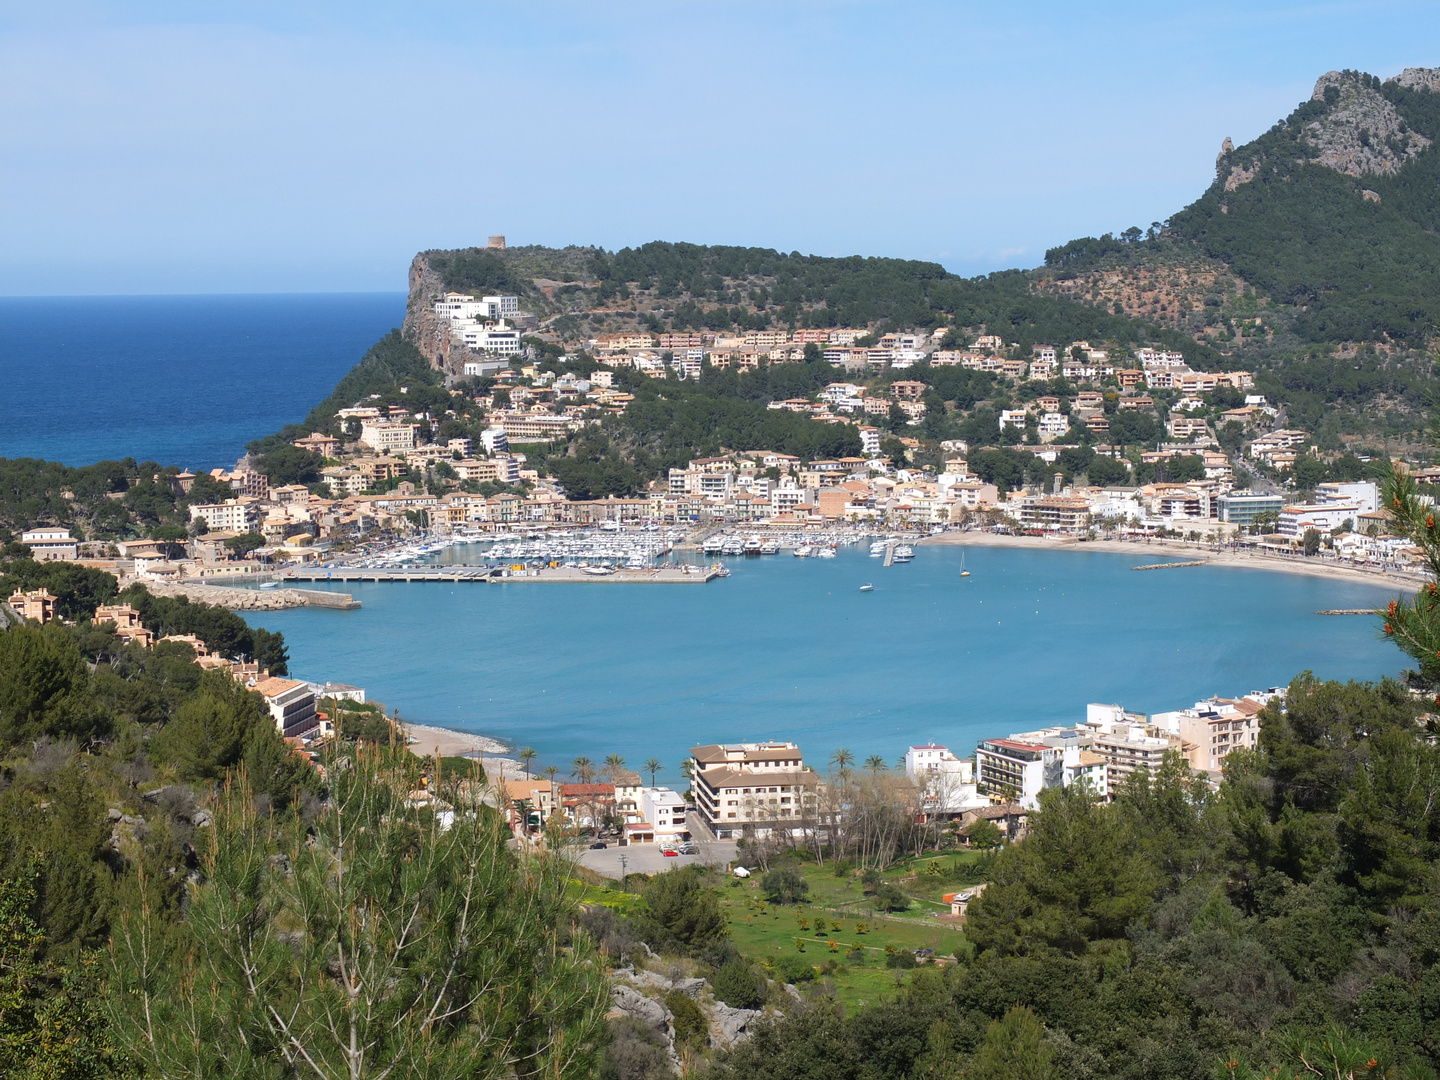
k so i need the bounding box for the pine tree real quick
[106,750,606,1079]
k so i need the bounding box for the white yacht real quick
[891,545,915,563]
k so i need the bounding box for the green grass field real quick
[717,857,980,1008]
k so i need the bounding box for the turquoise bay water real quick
[252,545,1401,786]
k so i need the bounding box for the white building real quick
[359,420,418,453]
[640,788,689,838]
[858,426,882,456]
[999,409,1028,433]
[464,358,510,377]
[1279,502,1362,538]
[480,427,509,455]
[974,734,1108,810]
[20,527,77,562]
[904,745,985,816]
[1038,412,1069,439]
[251,676,319,738]
[1314,481,1378,514]
[189,500,261,533]
[459,321,523,355]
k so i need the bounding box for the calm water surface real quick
[252,545,1401,785]
[0,293,405,469]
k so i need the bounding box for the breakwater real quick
[141,581,361,610]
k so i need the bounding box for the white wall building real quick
[20,527,77,562]
[640,788,689,838]
[359,421,418,453]
[904,745,985,816]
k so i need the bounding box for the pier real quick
[279,565,720,585]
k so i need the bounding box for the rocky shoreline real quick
[136,580,360,610]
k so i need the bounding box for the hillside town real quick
[7,293,1420,580]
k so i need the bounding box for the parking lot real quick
[577,835,738,879]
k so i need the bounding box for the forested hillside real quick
[1040,69,1440,350]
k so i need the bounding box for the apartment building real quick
[252,676,319,739]
[975,734,1107,809]
[689,741,815,838]
[189,499,262,533]
[1151,692,1280,777]
[358,420,418,453]
[8,589,56,624]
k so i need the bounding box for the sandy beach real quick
[402,722,524,780]
[919,531,1424,592]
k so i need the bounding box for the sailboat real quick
[959,551,970,578]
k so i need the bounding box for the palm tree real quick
[517,747,537,780]
[830,747,854,777]
[543,765,559,783]
[643,757,662,785]
[864,754,887,775]
[603,753,626,784]
[571,756,595,784]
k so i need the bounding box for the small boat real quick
[759,539,779,555]
[859,583,874,592]
[258,581,278,590]
[960,552,970,578]
[892,545,915,563]
[581,566,614,576]
[794,545,813,558]
[815,546,836,559]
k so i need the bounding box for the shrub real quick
[760,866,809,905]
[873,882,909,913]
[771,954,816,984]
[885,949,918,970]
[665,991,707,1046]
[712,960,763,1010]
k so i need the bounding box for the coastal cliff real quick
[404,252,462,375]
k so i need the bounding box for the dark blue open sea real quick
[0,292,1406,782]
[0,294,405,469]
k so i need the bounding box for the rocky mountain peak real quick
[1303,69,1429,177]
[1396,67,1440,92]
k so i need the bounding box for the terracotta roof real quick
[252,677,304,697]
[690,744,802,765]
[694,768,809,789]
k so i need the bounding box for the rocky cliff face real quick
[1303,70,1430,178]
[403,253,460,375]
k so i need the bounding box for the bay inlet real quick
[248,543,1401,787]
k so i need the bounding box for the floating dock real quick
[279,565,720,585]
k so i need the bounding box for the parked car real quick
[677,844,698,855]
[661,848,679,857]
[588,841,607,850]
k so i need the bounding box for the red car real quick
[661,848,679,857]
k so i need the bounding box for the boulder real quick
[608,984,671,1035]
[708,1002,763,1048]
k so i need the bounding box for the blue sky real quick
[2,1,1437,294]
